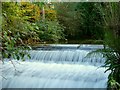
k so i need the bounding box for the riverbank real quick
[29,39,103,47]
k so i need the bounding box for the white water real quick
[2,44,110,88]
[27,50,105,66]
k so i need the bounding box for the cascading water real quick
[2,44,110,88]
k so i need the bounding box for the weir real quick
[2,44,110,88]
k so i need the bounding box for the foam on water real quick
[2,44,109,88]
[2,61,109,88]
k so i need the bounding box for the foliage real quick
[36,20,64,42]
[20,2,41,22]
[34,2,64,42]
[45,9,57,21]
[1,2,64,60]
[55,2,104,40]
[54,3,80,39]
[101,3,120,89]
[76,3,104,40]
[1,2,34,60]
[80,2,120,89]
[87,2,120,89]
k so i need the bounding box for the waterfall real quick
[27,44,105,66]
[2,44,110,88]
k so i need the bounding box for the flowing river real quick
[2,44,110,88]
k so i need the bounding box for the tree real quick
[54,2,80,40]
[20,2,41,22]
[1,2,38,60]
[1,2,65,60]
[76,2,104,40]
[34,2,65,42]
[55,2,104,40]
